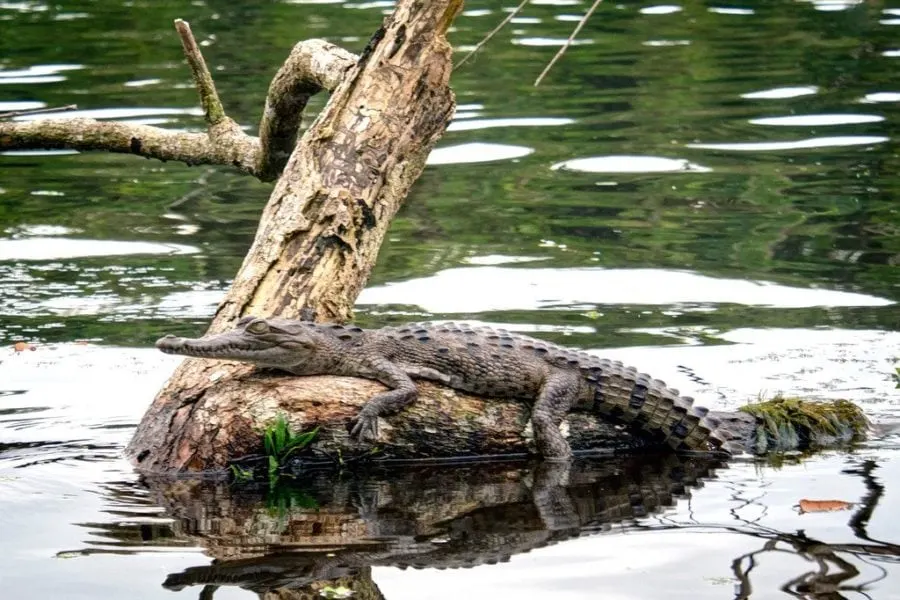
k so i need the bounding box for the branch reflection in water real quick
[637,458,897,599]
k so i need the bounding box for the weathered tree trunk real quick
[126,0,467,472]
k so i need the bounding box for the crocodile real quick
[156,317,744,458]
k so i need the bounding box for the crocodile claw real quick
[349,411,379,442]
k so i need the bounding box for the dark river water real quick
[2,0,900,598]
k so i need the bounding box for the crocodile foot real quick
[349,410,379,443]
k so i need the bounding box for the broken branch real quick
[174,19,226,126]
[0,31,355,182]
[0,118,260,173]
[456,0,529,68]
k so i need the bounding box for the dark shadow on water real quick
[64,453,896,599]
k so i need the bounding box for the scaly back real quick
[350,322,736,454]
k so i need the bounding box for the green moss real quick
[738,396,869,450]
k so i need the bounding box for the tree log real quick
[127,368,649,472]
[126,0,465,472]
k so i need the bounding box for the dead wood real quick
[0,33,354,182]
[126,0,466,472]
[127,369,642,472]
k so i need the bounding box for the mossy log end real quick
[128,368,643,473]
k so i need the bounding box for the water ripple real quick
[427,142,534,165]
[687,136,888,151]
[0,238,198,261]
[749,114,883,126]
[359,267,893,313]
[741,86,819,99]
[551,155,711,173]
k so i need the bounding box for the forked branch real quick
[0,23,355,182]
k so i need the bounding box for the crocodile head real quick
[155,316,329,371]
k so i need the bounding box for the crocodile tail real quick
[588,360,740,455]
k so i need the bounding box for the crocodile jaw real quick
[155,334,288,366]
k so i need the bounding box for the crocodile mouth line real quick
[156,340,271,358]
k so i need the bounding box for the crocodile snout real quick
[155,335,182,352]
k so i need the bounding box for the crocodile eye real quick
[246,320,270,334]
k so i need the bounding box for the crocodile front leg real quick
[400,364,452,385]
[531,371,579,460]
[348,357,419,442]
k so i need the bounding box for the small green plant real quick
[262,415,319,479]
[894,365,899,388]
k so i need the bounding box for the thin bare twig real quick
[455,0,530,68]
[174,19,226,126]
[534,0,604,87]
[0,104,78,120]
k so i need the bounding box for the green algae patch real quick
[738,397,869,451]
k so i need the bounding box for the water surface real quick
[1,0,899,598]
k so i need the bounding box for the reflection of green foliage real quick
[262,415,319,479]
[266,481,320,517]
[229,464,254,483]
[739,396,869,450]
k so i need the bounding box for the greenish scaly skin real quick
[156,317,744,458]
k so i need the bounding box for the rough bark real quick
[127,368,649,472]
[126,0,465,472]
[257,40,358,181]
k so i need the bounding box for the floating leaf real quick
[796,498,854,514]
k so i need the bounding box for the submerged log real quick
[126,358,868,473]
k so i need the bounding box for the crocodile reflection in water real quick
[115,454,899,600]
[154,454,722,593]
